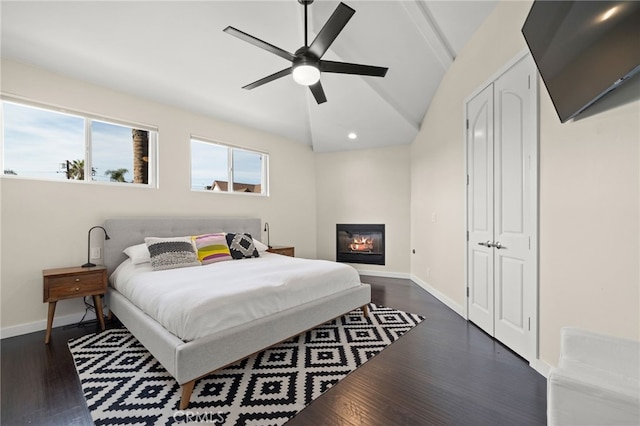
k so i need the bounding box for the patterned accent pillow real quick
[192,233,232,265]
[225,233,260,259]
[144,237,201,271]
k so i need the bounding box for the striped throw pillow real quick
[144,236,201,271]
[193,233,232,265]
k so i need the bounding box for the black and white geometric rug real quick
[69,303,424,425]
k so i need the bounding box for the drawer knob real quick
[75,278,80,282]
[75,287,80,291]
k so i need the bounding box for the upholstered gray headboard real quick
[103,217,262,276]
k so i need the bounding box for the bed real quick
[103,216,371,409]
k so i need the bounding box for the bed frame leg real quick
[362,304,369,317]
[180,380,196,410]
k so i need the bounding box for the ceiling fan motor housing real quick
[294,47,319,67]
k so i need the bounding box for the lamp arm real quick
[263,222,271,248]
[82,226,110,268]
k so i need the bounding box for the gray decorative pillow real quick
[144,236,201,271]
[225,233,260,259]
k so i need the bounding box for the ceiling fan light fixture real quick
[292,64,320,86]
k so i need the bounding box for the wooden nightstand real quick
[267,245,295,257]
[43,266,107,344]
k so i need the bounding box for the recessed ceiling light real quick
[599,5,619,22]
[348,132,357,140]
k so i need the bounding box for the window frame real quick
[190,136,269,196]
[1,96,158,188]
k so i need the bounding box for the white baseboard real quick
[340,267,555,379]
[530,358,552,378]
[410,274,466,318]
[1,311,86,340]
[410,274,551,378]
[357,269,411,279]
[355,270,467,317]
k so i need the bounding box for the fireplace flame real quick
[350,236,373,252]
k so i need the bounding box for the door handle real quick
[477,241,505,249]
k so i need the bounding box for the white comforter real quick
[110,253,362,341]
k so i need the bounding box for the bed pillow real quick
[123,243,151,265]
[226,233,260,259]
[192,233,232,265]
[253,238,269,253]
[144,236,201,271]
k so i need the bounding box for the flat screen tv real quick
[522,1,640,123]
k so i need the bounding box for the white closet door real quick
[466,84,495,335]
[466,54,538,362]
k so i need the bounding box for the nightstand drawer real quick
[47,272,104,288]
[47,279,106,300]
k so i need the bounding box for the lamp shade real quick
[292,64,320,86]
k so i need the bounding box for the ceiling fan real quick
[223,0,388,104]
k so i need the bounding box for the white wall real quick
[315,145,411,276]
[0,59,317,335]
[411,0,639,366]
[538,90,640,363]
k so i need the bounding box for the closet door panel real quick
[466,84,495,335]
[493,55,536,360]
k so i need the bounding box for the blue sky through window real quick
[233,149,262,185]
[3,101,263,191]
[3,102,84,179]
[92,121,135,182]
[191,141,227,190]
[3,102,146,182]
[191,140,263,191]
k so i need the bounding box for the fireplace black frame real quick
[336,224,385,265]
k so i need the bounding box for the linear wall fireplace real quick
[336,224,385,265]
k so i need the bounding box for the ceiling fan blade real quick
[242,68,292,90]
[223,26,295,62]
[320,60,388,77]
[309,81,327,104]
[308,3,355,59]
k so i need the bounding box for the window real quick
[191,138,268,195]
[1,100,157,186]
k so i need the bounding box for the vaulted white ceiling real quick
[1,1,497,152]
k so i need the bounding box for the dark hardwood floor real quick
[1,276,546,425]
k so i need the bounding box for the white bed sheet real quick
[110,252,362,341]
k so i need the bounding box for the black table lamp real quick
[82,226,110,268]
[263,222,271,248]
